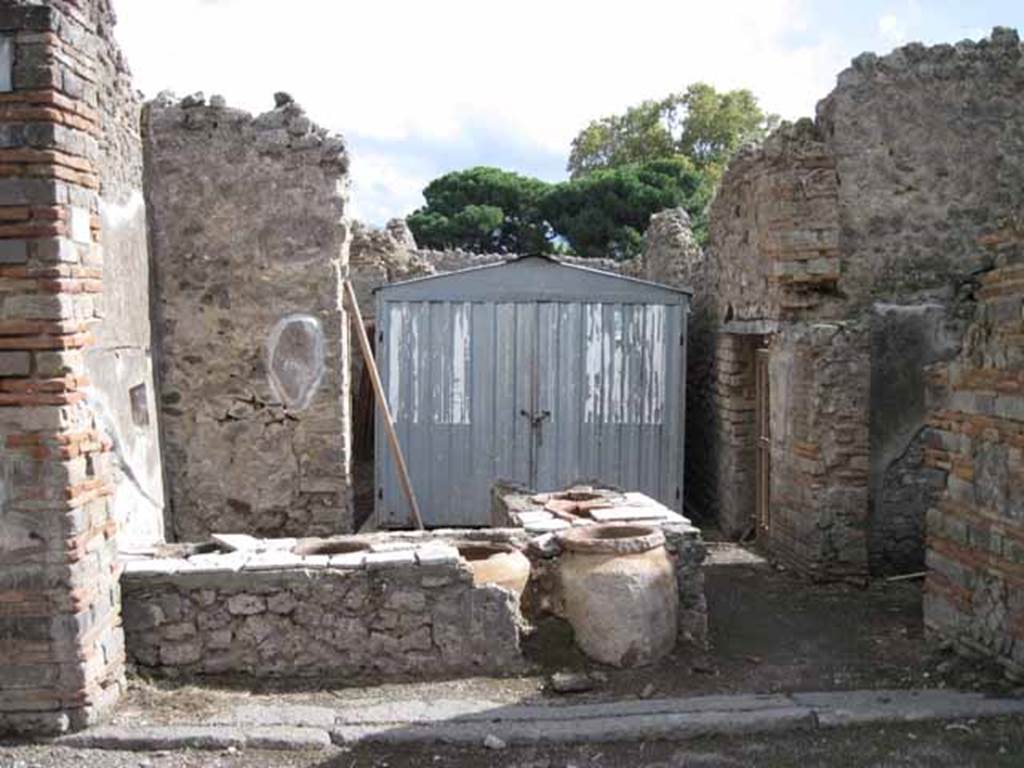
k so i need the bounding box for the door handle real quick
[519,409,551,427]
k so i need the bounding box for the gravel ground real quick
[0,745,322,768]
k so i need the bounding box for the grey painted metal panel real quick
[376,259,688,527]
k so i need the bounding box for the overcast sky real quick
[113,0,1022,225]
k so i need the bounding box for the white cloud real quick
[346,146,433,224]
[876,1,926,49]
[112,0,852,223]
[878,13,907,45]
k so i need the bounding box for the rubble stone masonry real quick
[636,210,715,525]
[0,0,135,735]
[696,28,1024,578]
[121,541,524,681]
[145,94,353,541]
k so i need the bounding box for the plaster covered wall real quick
[85,0,163,548]
[145,94,353,541]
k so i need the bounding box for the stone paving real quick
[56,689,1024,752]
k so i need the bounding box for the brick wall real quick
[924,260,1024,676]
[712,334,758,536]
[692,29,1023,579]
[0,0,133,735]
[708,119,841,326]
[766,323,871,580]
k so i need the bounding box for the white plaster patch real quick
[0,36,11,93]
[70,206,92,244]
[99,190,145,229]
[266,314,326,411]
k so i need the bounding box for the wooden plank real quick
[343,280,424,530]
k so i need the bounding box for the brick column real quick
[0,2,124,735]
[924,260,1024,677]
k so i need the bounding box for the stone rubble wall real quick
[924,259,1024,678]
[144,94,353,542]
[0,0,142,735]
[867,303,962,574]
[689,28,1024,577]
[635,209,714,524]
[818,29,1024,310]
[121,542,524,680]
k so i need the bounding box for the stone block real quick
[226,594,266,616]
[0,178,60,206]
[414,545,459,567]
[0,350,30,376]
[328,552,366,569]
[364,550,417,570]
[0,239,27,264]
[184,552,249,573]
[33,237,78,264]
[243,552,304,571]
[159,641,201,666]
[123,558,188,577]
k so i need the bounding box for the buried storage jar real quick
[557,524,678,667]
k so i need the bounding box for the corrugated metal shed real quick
[374,255,690,528]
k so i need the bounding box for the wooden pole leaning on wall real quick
[342,279,425,531]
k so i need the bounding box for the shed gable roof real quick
[375,254,691,304]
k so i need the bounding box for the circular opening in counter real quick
[455,542,518,561]
[156,541,229,559]
[556,490,603,502]
[293,539,370,556]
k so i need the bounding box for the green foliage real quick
[566,100,676,179]
[406,167,553,253]
[406,81,773,258]
[541,157,708,260]
[567,82,778,181]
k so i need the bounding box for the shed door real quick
[532,302,682,506]
[377,300,683,527]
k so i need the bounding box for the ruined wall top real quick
[147,91,349,177]
[821,26,1023,102]
[348,218,633,314]
[638,208,704,289]
[709,27,1024,325]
